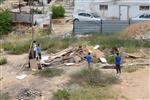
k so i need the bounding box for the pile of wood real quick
[41,45,104,66]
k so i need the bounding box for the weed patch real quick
[53,89,70,100]
[70,68,119,87]
[0,57,7,65]
[38,68,64,78]
[69,86,117,100]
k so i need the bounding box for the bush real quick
[0,9,12,37]
[0,57,7,65]
[52,5,65,19]
[53,89,70,100]
[106,55,115,64]
[70,68,119,86]
[38,68,64,78]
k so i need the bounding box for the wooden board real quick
[30,59,38,71]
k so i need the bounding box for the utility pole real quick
[19,0,21,13]
[29,0,34,41]
[42,0,44,13]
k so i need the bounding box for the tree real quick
[52,5,65,19]
[0,9,12,37]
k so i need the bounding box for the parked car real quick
[73,13,103,22]
[131,14,150,20]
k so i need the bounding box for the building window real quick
[139,6,150,10]
[100,5,108,10]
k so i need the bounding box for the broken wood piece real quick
[64,63,75,66]
[126,53,143,59]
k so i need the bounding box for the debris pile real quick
[41,45,104,66]
[121,21,150,39]
[16,88,42,100]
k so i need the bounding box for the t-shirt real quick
[85,55,92,64]
[36,47,41,53]
[115,55,121,65]
[33,43,37,51]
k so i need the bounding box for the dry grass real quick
[70,68,119,87]
[120,22,150,39]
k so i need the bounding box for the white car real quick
[131,14,150,20]
[73,13,102,22]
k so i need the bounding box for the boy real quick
[115,53,121,75]
[36,43,42,60]
[33,41,37,59]
[85,52,92,69]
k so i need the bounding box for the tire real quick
[74,19,79,22]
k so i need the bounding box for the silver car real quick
[73,13,102,22]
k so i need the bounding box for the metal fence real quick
[11,12,52,26]
[73,20,145,34]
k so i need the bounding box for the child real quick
[33,40,37,59]
[85,52,92,69]
[36,43,42,60]
[115,53,121,75]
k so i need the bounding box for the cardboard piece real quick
[16,74,27,80]
[30,59,38,71]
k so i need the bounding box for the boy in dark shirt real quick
[36,44,42,60]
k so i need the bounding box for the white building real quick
[74,0,150,20]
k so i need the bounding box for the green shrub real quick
[52,5,65,19]
[106,55,115,64]
[2,40,30,54]
[70,68,119,86]
[53,89,70,100]
[0,57,7,65]
[38,68,64,78]
[0,9,12,37]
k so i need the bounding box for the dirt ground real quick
[0,53,150,100]
[0,53,82,100]
[113,67,150,100]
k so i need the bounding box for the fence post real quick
[128,18,131,26]
[48,13,52,34]
[100,19,102,33]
